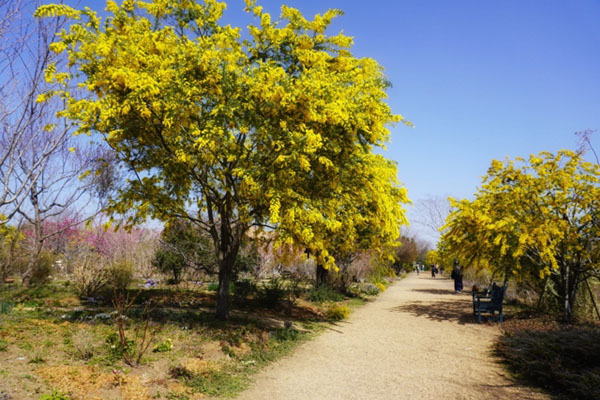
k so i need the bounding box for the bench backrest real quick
[490,283,507,306]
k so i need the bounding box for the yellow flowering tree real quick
[440,150,600,321]
[36,0,410,318]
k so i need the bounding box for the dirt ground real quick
[236,273,549,400]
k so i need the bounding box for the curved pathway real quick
[237,273,547,400]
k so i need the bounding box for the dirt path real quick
[237,273,548,400]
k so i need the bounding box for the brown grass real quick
[37,365,150,400]
[495,319,600,400]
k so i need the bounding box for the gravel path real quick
[237,273,548,400]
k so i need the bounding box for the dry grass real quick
[495,319,600,400]
[0,279,349,399]
[37,365,149,400]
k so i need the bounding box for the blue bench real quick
[472,283,507,323]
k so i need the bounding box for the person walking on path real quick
[451,259,463,293]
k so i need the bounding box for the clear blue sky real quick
[60,0,600,240]
[218,0,600,204]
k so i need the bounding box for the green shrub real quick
[273,327,299,341]
[326,304,350,321]
[71,250,109,297]
[308,285,344,303]
[360,282,380,296]
[233,279,257,299]
[107,259,134,291]
[367,262,396,286]
[105,331,134,363]
[29,251,55,285]
[258,277,286,308]
[153,219,216,284]
[0,300,13,315]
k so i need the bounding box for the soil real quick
[236,273,549,400]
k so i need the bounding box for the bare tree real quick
[16,138,107,282]
[575,129,599,165]
[0,0,71,222]
[0,1,113,283]
[410,195,452,243]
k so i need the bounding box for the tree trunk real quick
[316,263,328,288]
[563,263,571,322]
[22,189,44,285]
[585,278,600,321]
[536,275,550,313]
[215,251,237,320]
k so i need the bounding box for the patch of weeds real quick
[105,331,134,364]
[69,308,93,321]
[165,393,189,400]
[0,339,8,352]
[22,300,43,308]
[207,282,219,292]
[153,338,173,353]
[222,326,253,347]
[308,286,344,303]
[248,327,307,366]
[62,334,73,347]
[71,329,97,361]
[179,368,248,398]
[28,354,46,364]
[346,297,366,309]
[21,373,36,381]
[17,341,33,351]
[40,390,72,400]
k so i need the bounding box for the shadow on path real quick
[390,299,477,325]
[474,382,549,400]
[411,288,459,296]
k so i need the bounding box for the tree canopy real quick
[36,0,410,318]
[440,150,600,320]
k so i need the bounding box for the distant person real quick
[451,260,463,293]
[415,265,420,275]
[431,264,437,278]
[440,265,445,275]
